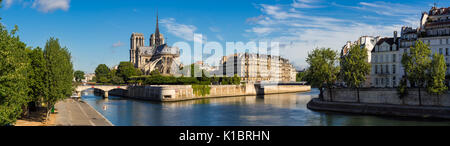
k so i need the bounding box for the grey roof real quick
[138,46,155,56]
[155,44,180,55]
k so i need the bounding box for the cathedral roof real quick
[155,44,180,56]
[138,46,155,56]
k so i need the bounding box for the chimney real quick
[394,31,398,43]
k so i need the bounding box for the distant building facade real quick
[130,13,181,75]
[371,32,401,87]
[214,53,297,82]
[369,6,450,87]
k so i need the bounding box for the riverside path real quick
[54,98,113,126]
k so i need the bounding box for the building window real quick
[447,48,449,56]
[393,64,396,74]
[393,77,396,87]
[393,54,396,62]
[385,65,389,74]
[375,65,378,74]
[386,78,389,86]
[440,48,443,55]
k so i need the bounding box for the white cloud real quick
[2,0,70,12]
[32,0,70,13]
[209,26,220,32]
[259,4,302,20]
[334,1,420,17]
[246,1,420,69]
[292,0,323,8]
[246,27,274,36]
[216,34,224,41]
[112,41,124,48]
[160,18,198,42]
[3,0,14,8]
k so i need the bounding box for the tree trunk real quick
[319,87,324,101]
[329,87,333,102]
[357,87,360,103]
[418,87,422,106]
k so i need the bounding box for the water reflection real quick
[81,88,450,126]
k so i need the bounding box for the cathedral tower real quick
[130,33,145,67]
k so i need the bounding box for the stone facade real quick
[213,53,297,83]
[113,84,311,102]
[322,88,450,106]
[130,13,181,75]
[371,32,402,87]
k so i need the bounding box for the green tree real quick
[191,64,195,77]
[0,23,31,125]
[27,47,48,112]
[427,53,448,95]
[401,40,431,105]
[43,38,74,118]
[305,48,339,100]
[117,61,138,83]
[296,71,306,82]
[232,74,241,85]
[341,45,371,103]
[74,70,85,83]
[95,64,111,83]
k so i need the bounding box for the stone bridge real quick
[75,85,128,98]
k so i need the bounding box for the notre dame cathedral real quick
[130,13,181,75]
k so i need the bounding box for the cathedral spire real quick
[155,10,160,36]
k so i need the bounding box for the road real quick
[54,98,113,126]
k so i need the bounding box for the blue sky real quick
[1,0,450,73]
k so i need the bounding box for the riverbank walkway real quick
[54,98,113,126]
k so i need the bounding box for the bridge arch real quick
[75,85,128,98]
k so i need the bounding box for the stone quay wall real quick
[322,88,450,106]
[109,84,311,102]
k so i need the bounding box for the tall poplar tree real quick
[427,53,447,95]
[27,47,48,111]
[340,45,371,103]
[401,40,431,105]
[43,38,74,116]
[0,21,31,125]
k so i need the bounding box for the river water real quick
[81,88,450,126]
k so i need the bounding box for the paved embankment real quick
[307,98,450,119]
[55,98,113,126]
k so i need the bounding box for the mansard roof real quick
[428,7,450,16]
[375,37,398,46]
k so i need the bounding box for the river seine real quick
[81,88,450,126]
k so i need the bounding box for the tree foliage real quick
[74,70,85,82]
[0,23,31,125]
[95,64,111,83]
[304,48,339,99]
[296,71,306,82]
[43,38,74,111]
[401,40,431,105]
[27,47,47,105]
[116,61,139,83]
[340,45,371,88]
[340,45,371,102]
[401,40,431,88]
[427,53,447,95]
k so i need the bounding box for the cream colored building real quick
[214,53,297,83]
